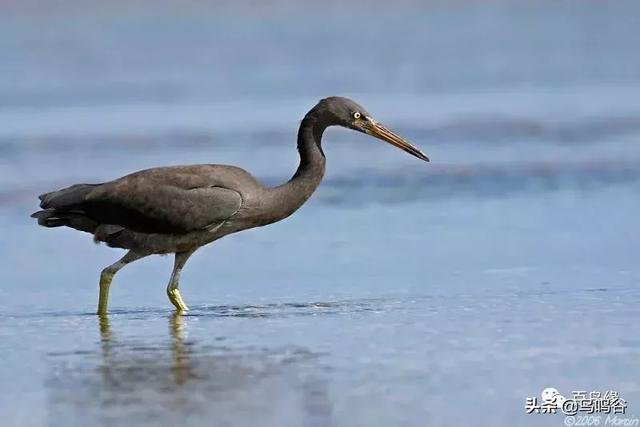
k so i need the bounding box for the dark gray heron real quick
[32,97,429,314]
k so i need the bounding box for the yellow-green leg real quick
[98,272,113,315]
[167,250,195,313]
[97,251,145,315]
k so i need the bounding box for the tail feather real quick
[33,183,100,232]
[33,185,135,249]
[31,209,58,225]
[31,208,98,232]
[39,183,97,209]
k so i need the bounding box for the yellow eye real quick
[353,112,361,119]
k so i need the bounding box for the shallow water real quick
[1,1,640,426]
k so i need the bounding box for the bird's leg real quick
[166,250,195,313]
[98,250,145,315]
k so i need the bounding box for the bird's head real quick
[313,96,429,162]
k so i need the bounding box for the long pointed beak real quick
[363,118,429,162]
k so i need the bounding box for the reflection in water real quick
[99,313,192,386]
[48,314,334,427]
[97,314,114,386]
[98,314,111,358]
[169,313,189,385]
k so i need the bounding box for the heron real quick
[31,97,429,314]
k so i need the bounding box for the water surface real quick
[1,1,639,426]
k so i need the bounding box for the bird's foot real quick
[167,288,189,312]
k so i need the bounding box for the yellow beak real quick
[363,118,429,162]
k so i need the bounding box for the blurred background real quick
[1,1,639,426]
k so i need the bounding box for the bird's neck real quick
[294,113,327,184]
[263,113,327,222]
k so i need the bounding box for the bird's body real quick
[36,164,307,255]
[32,97,428,314]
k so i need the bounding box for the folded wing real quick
[84,182,242,233]
[35,166,244,235]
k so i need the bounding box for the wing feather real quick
[84,177,243,234]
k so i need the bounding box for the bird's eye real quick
[353,112,361,119]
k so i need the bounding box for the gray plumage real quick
[31,97,429,314]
